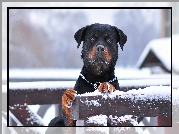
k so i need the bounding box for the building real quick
[136,36,171,74]
[136,34,178,74]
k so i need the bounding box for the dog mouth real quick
[88,57,110,75]
[89,58,110,65]
[86,45,112,75]
[88,45,111,65]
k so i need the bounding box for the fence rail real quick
[72,96,171,126]
[70,87,171,126]
[7,80,172,127]
[3,70,179,133]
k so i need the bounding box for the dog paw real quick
[62,88,76,126]
[98,82,116,93]
[62,88,76,108]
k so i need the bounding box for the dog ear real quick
[74,25,89,48]
[114,27,127,51]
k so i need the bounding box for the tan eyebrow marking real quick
[104,33,108,37]
[94,33,98,37]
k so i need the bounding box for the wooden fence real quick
[70,92,171,126]
[8,80,172,127]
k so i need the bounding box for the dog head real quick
[74,23,127,75]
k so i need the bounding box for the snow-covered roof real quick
[136,35,177,72]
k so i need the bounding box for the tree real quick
[9,9,88,68]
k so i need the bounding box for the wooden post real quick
[158,116,171,126]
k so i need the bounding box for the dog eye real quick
[107,39,112,43]
[90,37,95,42]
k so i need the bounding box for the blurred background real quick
[2,3,176,72]
[6,8,171,68]
[2,2,177,85]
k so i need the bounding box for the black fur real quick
[48,23,127,126]
[74,23,127,94]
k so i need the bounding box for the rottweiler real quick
[49,23,127,126]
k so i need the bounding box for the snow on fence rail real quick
[71,86,171,126]
[8,79,172,127]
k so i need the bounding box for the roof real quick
[135,35,175,72]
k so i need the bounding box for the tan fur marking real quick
[98,82,116,93]
[62,88,76,126]
[104,47,112,61]
[94,33,98,37]
[104,33,108,37]
[88,46,96,59]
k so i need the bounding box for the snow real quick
[109,115,138,126]
[86,114,138,126]
[28,104,56,126]
[151,39,171,71]
[6,69,174,131]
[9,104,45,126]
[79,85,171,102]
[119,78,171,87]
[80,85,171,126]
[7,68,171,82]
[86,114,108,126]
[9,111,23,126]
[7,75,174,130]
[9,81,75,90]
[117,86,171,101]
[136,36,171,71]
[115,67,151,79]
[78,89,102,96]
[8,70,171,90]
[80,99,101,107]
[9,68,80,80]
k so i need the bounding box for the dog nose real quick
[96,45,104,52]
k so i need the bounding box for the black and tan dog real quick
[49,23,127,126]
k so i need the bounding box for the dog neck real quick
[79,72,117,90]
[80,66,117,89]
